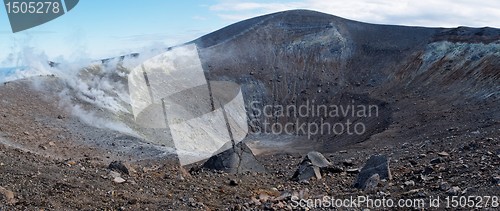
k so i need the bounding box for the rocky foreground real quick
[1,126,498,210]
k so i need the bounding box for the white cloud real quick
[192,16,208,21]
[210,0,500,28]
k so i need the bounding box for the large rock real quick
[108,161,130,175]
[202,142,267,174]
[292,151,332,181]
[353,155,391,190]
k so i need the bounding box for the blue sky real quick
[1,0,499,65]
[0,0,228,64]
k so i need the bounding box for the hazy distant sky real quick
[0,0,498,64]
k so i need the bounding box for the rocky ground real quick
[1,117,498,210]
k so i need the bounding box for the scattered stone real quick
[404,180,415,186]
[275,201,286,209]
[109,171,121,179]
[258,193,270,202]
[229,179,238,186]
[48,141,56,146]
[437,151,450,157]
[343,159,354,167]
[299,180,310,184]
[422,166,434,175]
[346,168,360,174]
[188,198,198,207]
[113,177,126,184]
[176,174,185,182]
[299,188,310,199]
[255,189,281,199]
[447,186,461,195]
[439,182,451,191]
[292,151,332,181]
[273,192,292,201]
[188,197,196,203]
[202,142,267,174]
[421,175,434,181]
[108,161,129,175]
[128,199,138,205]
[250,197,261,206]
[0,186,16,205]
[178,167,191,180]
[403,188,424,196]
[430,157,445,164]
[353,155,391,189]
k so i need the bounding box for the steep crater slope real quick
[1,10,497,157]
[192,10,500,152]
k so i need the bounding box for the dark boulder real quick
[292,151,332,181]
[353,155,391,190]
[108,161,130,175]
[202,142,267,174]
